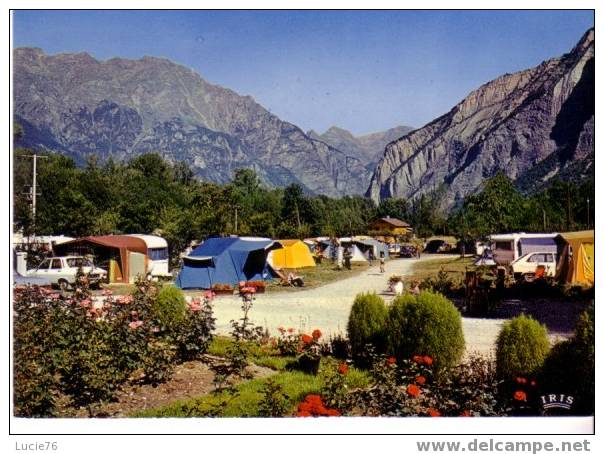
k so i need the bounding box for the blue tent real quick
[176,237,278,289]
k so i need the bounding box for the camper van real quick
[127,234,171,278]
[489,233,558,266]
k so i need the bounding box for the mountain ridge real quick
[13,47,372,197]
[367,28,594,207]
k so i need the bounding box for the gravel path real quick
[186,255,506,357]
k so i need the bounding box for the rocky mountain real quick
[308,125,414,170]
[367,29,594,207]
[13,48,371,197]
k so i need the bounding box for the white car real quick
[27,256,107,290]
[510,252,557,281]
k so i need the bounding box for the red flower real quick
[530,380,537,387]
[387,356,397,365]
[412,355,424,364]
[312,329,322,340]
[278,326,286,334]
[338,363,349,375]
[428,408,441,417]
[301,334,313,344]
[326,409,341,416]
[460,410,471,417]
[514,390,527,402]
[423,355,433,366]
[298,402,313,413]
[515,377,528,384]
[407,384,421,398]
[305,394,323,404]
[296,410,312,417]
[415,375,426,385]
[287,327,295,333]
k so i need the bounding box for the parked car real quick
[13,271,54,288]
[510,252,557,281]
[27,256,107,290]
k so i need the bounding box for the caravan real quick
[490,233,558,266]
[127,234,171,278]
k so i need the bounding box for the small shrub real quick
[347,292,388,363]
[495,314,550,379]
[153,285,187,331]
[386,291,465,372]
[176,295,216,361]
[539,305,594,415]
[328,333,351,360]
[257,378,290,417]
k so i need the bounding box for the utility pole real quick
[21,154,47,234]
[234,206,238,234]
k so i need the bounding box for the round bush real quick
[539,307,594,415]
[386,291,465,372]
[495,314,550,379]
[347,292,388,358]
[153,285,187,331]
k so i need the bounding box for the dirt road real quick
[187,255,506,356]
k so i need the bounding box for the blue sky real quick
[13,10,594,135]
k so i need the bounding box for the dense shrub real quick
[347,293,388,362]
[153,285,187,331]
[13,277,215,416]
[386,291,465,372]
[495,314,550,379]
[175,295,216,361]
[539,305,594,415]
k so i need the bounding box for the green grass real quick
[409,256,475,283]
[132,358,369,417]
[208,336,294,371]
[267,261,370,292]
[132,343,370,417]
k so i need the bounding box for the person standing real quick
[379,251,385,273]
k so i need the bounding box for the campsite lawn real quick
[266,261,370,292]
[408,255,475,283]
[132,352,369,417]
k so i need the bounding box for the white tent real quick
[344,244,368,263]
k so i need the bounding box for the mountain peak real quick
[367,28,594,207]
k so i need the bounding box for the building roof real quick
[374,217,410,227]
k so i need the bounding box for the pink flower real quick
[50,293,61,300]
[203,291,214,300]
[79,299,92,308]
[129,320,144,330]
[102,289,113,296]
[188,303,202,312]
[117,295,134,305]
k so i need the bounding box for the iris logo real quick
[540,394,574,410]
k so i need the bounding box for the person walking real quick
[379,251,385,273]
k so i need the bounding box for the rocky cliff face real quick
[308,125,414,170]
[367,29,594,207]
[13,48,371,197]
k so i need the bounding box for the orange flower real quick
[312,329,322,340]
[387,356,397,365]
[407,383,421,398]
[514,390,527,401]
[412,355,424,364]
[423,355,433,366]
[301,334,313,344]
[415,375,426,385]
[428,408,441,417]
[460,410,471,417]
[338,363,349,375]
[305,394,323,405]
